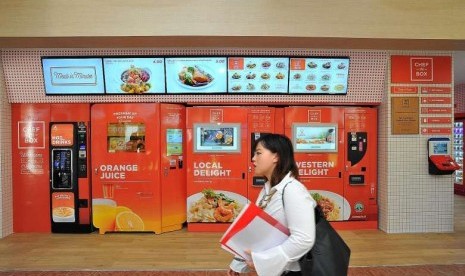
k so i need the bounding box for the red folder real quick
[220,203,290,260]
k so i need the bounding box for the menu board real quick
[103,57,165,94]
[289,57,349,94]
[227,57,289,93]
[42,58,105,95]
[165,57,227,93]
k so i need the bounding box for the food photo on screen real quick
[293,124,338,152]
[165,57,227,93]
[103,57,165,94]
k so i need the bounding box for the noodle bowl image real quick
[311,192,341,221]
[307,190,350,221]
[187,189,244,223]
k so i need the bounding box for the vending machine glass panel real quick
[292,123,338,152]
[193,123,241,153]
[107,123,146,153]
[51,149,73,189]
[166,128,183,156]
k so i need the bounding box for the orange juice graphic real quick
[92,198,116,234]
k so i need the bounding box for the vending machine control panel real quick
[348,132,367,166]
[77,122,87,178]
[428,138,461,175]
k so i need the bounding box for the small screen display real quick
[194,123,241,152]
[165,57,227,93]
[293,123,338,152]
[433,142,448,154]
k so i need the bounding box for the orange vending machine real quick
[186,107,249,232]
[91,103,186,234]
[285,106,378,229]
[246,107,284,202]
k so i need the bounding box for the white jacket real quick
[229,172,316,276]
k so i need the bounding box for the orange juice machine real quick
[91,103,186,234]
[50,121,92,233]
[285,106,378,229]
[186,106,249,232]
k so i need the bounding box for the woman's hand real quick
[244,250,255,270]
[227,268,240,276]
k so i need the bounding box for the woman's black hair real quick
[253,133,299,186]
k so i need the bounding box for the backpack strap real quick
[282,182,323,220]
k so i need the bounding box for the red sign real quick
[421,87,451,94]
[391,86,418,94]
[421,117,452,124]
[307,110,321,122]
[50,124,74,146]
[290,59,306,70]
[391,56,452,84]
[228,58,244,70]
[421,127,451,135]
[420,97,452,104]
[421,107,452,114]
[18,121,45,149]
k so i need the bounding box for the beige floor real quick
[0,195,464,271]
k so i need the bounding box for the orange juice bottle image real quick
[92,198,117,234]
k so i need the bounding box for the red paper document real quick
[220,203,290,261]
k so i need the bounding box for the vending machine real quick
[50,121,92,233]
[453,120,465,195]
[91,103,186,234]
[285,106,378,229]
[186,106,249,232]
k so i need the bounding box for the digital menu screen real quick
[42,57,105,95]
[289,57,349,94]
[227,57,289,93]
[165,57,227,93]
[103,57,165,94]
[193,123,241,153]
[292,123,338,152]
